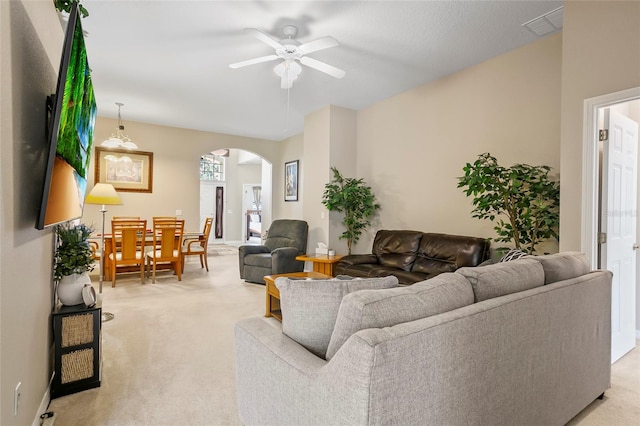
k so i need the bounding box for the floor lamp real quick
[85,183,122,322]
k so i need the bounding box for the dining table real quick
[91,230,204,281]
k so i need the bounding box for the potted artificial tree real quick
[54,0,90,17]
[457,152,560,255]
[54,223,95,305]
[322,167,381,255]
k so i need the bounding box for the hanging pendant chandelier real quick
[101,102,138,150]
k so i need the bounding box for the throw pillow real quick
[456,258,544,302]
[275,276,398,359]
[325,273,474,359]
[533,251,591,284]
[499,248,528,262]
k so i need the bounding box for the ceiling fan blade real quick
[298,36,339,55]
[245,28,283,50]
[229,55,279,69]
[299,56,346,79]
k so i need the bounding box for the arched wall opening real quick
[198,148,272,245]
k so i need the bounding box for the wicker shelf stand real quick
[51,301,101,398]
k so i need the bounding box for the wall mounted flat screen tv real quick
[36,4,96,229]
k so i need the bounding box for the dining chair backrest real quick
[152,219,185,257]
[201,217,213,244]
[110,219,147,286]
[111,219,147,261]
[113,216,140,221]
[153,216,176,223]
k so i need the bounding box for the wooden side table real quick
[264,271,332,320]
[295,254,344,277]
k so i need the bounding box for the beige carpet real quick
[48,248,640,425]
[49,245,257,425]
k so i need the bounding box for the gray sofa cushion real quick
[325,273,473,359]
[456,258,544,302]
[275,276,398,358]
[534,251,591,284]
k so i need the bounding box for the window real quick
[200,154,225,181]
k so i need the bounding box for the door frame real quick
[581,86,640,266]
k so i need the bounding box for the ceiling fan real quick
[229,25,345,89]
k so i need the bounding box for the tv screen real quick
[36,4,96,229]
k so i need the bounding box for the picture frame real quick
[284,160,299,202]
[95,147,153,193]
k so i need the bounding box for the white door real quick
[601,109,639,363]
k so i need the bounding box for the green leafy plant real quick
[54,0,89,18]
[54,223,95,281]
[457,152,560,254]
[322,167,381,254]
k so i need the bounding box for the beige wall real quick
[302,105,358,255]
[355,33,563,254]
[276,132,304,223]
[1,1,62,424]
[559,0,640,251]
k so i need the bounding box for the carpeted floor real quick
[48,245,257,425]
[47,246,640,425]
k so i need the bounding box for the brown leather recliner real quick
[334,230,490,285]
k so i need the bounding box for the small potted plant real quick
[322,167,381,255]
[54,223,95,305]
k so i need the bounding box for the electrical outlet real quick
[175,209,182,216]
[14,382,21,416]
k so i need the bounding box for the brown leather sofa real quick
[334,230,490,285]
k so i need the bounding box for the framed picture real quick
[95,147,153,193]
[284,160,299,201]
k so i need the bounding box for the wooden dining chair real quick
[181,217,213,272]
[110,219,147,287]
[89,240,100,260]
[152,216,176,222]
[113,216,140,220]
[146,219,185,283]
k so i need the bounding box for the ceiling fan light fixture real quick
[101,102,138,150]
[274,61,302,80]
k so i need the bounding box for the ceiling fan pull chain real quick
[284,85,291,133]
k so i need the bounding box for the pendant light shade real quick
[101,102,138,150]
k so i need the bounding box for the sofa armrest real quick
[271,247,303,273]
[235,317,374,425]
[337,254,378,266]
[239,244,270,257]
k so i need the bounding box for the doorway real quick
[199,149,272,245]
[582,86,640,364]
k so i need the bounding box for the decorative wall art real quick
[284,160,299,201]
[95,147,153,193]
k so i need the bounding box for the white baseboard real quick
[32,373,54,426]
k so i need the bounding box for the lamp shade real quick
[85,183,122,205]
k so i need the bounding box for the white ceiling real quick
[79,0,563,142]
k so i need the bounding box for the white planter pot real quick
[57,272,91,306]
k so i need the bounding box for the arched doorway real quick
[199,148,272,245]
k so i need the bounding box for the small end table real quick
[264,271,332,320]
[295,254,344,277]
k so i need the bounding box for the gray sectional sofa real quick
[234,252,612,425]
